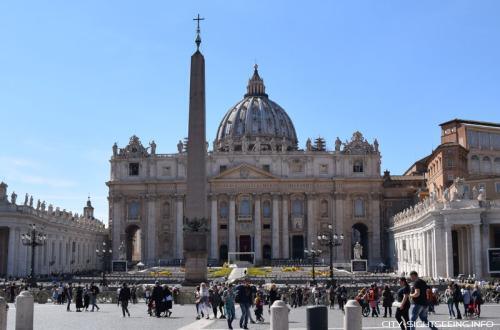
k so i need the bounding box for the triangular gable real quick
[212,163,279,180]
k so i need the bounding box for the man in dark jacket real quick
[236,281,253,330]
[118,283,131,317]
[152,281,164,318]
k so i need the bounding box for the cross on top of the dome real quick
[245,64,267,97]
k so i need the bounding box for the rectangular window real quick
[447,158,454,168]
[263,224,271,230]
[219,165,227,173]
[319,164,328,174]
[496,182,500,193]
[353,161,364,173]
[262,164,270,172]
[447,174,454,182]
[219,224,227,230]
[129,163,139,176]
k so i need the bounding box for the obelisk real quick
[183,14,208,284]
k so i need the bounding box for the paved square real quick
[5,302,500,329]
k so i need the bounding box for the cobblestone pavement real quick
[5,302,500,329]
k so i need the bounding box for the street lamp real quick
[304,242,322,286]
[21,224,47,287]
[317,224,344,287]
[96,241,112,286]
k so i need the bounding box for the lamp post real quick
[304,242,322,286]
[317,224,344,287]
[21,224,47,287]
[96,241,112,286]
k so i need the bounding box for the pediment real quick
[212,163,279,180]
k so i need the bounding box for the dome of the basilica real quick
[214,65,298,152]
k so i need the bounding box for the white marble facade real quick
[0,182,107,277]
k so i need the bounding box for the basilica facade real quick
[107,66,416,268]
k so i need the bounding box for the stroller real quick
[467,301,479,318]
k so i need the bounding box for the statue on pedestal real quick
[353,242,363,260]
[10,191,17,205]
[118,241,126,260]
[335,137,342,151]
[112,143,118,157]
[177,140,184,154]
[149,140,156,155]
[24,193,28,206]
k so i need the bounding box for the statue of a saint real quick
[241,137,248,153]
[118,241,126,260]
[112,143,118,157]
[24,193,28,206]
[177,140,184,154]
[353,242,363,260]
[150,140,156,155]
[36,199,41,210]
[41,201,46,211]
[29,196,33,207]
[10,191,17,205]
[374,139,379,153]
[335,137,342,151]
[306,138,312,151]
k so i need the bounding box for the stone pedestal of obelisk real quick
[183,19,208,286]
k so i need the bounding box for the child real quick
[254,292,264,323]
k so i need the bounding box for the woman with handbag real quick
[394,277,410,330]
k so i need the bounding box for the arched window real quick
[128,201,140,220]
[494,157,500,173]
[162,202,171,219]
[353,160,364,173]
[482,156,492,173]
[239,199,251,216]
[262,200,271,218]
[219,201,229,218]
[320,200,328,217]
[471,155,480,172]
[292,199,304,216]
[354,198,365,217]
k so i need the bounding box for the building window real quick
[320,199,328,218]
[353,160,364,173]
[291,159,304,173]
[128,201,140,220]
[471,155,480,172]
[495,158,500,173]
[495,182,500,193]
[219,201,229,218]
[162,166,171,176]
[262,200,271,218]
[239,199,251,217]
[262,164,270,172]
[162,202,171,219]
[292,199,304,216]
[129,163,139,176]
[219,165,227,173]
[319,164,328,174]
[446,158,454,168]
[219,224,227,230]
[354,198,365,217]
[447,174,454,182]
[263,224,271,230]
[482,156,492,173]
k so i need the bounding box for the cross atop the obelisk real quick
[193,14,205,50]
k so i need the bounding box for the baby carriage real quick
[467,301,479,318]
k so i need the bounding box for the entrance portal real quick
[292,235,304,259]
[125,225,142,262]
[239,235,252,262]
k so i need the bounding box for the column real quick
[272,194,280,259]
[472,223,482,278]
[282,195,289,259]
[147,195,157,263]
[254,195,262,263]
[334,193,345,261]
[307,193,316,250]
[370,193,381,263]
[175,195,184,259]
[111,196,123,261]
[421,232,426,277]
[466,227,472,276]
[210,195,218,260]
[426,231,432,278]
[444,223,454,278]
[228,195,236,253]
[7,227,17,276]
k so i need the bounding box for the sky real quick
[1,0,500,224]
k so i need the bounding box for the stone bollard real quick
[344,299,362,330]
[306,305,328,330]
[270,300,289,330]
[0,297,7,330]
[15,291,34,330]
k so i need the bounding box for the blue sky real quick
[1,0,500,223]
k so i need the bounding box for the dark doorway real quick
[239,235,252,262]
[0,228,9,276]
[263,245,272,261]
[292,235,304,259]
[352,223,368,259]
[452,230,459,277]
[219,245,228,264]
[125,225,141,262]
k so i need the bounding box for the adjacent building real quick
[0,182,107,278]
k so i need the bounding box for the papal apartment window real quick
[219,165,227,173]
[129,163,139,176]
[353,160,363,173]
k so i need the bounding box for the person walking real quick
[444,285,455,319]
[236,281,253,330]
[462,285,471,318]
[164,285,173,317]
[368,284,379,317]
[210,286,222,319]
[395,277,410,330]
[200,282,211,319]
[83,284,90,311]
[152,281,163,318]
[382,285,394,318]
[223,284,236,329]
[452,283,463,319]
[90,282,100,312]
[408,271,438,330]
[268,284,279,311]
[65,283,73,312]
[471,284,483,317]
[118,283,131,317]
